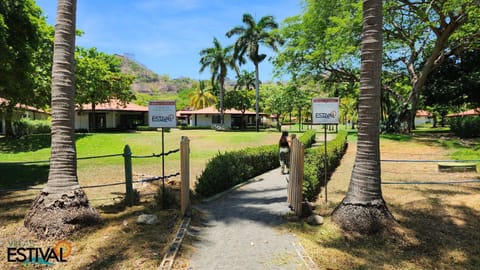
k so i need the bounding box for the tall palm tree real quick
[189,80,218,109]
[226,13,283,132]
[332,0,394,234]
[199,37,236,125]
[25,0,100,239]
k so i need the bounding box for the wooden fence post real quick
[180,136,190,216]
[123,144,134,206]
[288,137,304,217]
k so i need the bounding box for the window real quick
[212,115,221,124]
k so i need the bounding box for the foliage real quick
[450,116,480,138]
[13,118,51,137]
[75,47,136,109]
[303,130,348,201]
[195,130,316,197]
[188,80,218,109]
[226,13,283,131]
[224,89,253,113]
[277,0,480,132]
[199,37,237,124]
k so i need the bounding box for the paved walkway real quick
[186,168,306,270]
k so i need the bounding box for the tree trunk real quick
[24,0,100,239]
[4,105,14,137]
[254,62,260,132]
[332,0,394,234]
[219,77,225,126]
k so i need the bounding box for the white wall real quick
[189,114,233,127]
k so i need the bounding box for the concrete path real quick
[186,168,306,270]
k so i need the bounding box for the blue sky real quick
[36,0,302,81]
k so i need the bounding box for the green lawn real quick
[0,129,282,203]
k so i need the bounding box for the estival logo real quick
[7,239,73,266]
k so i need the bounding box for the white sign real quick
[312,97,339,124]
[148,101,177,128]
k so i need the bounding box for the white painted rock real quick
[306,214,324,226]
[136,214,159,225]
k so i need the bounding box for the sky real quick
[36,0,302,81]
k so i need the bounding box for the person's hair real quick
[279,131,289,147]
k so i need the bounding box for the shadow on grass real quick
[0,164,48,196]
[0,133,90,153]
[319,198,480,269]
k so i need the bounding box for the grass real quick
[285,132,480,270]
[0,129,282,269]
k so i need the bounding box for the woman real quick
[279,131,291,174]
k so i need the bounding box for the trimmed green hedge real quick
[195,130,317,197]
[13,119,51,136]
[450,116,480,138]
[303,130,348,201]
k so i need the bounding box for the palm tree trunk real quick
[254,62,260,132]
[332,0,394,234]
[25,0,100,239]
[219,77,225,126]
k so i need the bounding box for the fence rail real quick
[0,143,188,211]
[288,137,304,217]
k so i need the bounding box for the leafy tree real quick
[25,0,100,239]
[383,0,480,131]
[75,47,135,131]
[199,37,237,125]
[332,0,394,234]
[276,0,480,132]
[0,0,51,136]
[224,89,253,129]
[339,95,358,129]
[189,80,218,109]
[226,13,284,132]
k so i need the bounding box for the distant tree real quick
[189,80,218,109]
[75,47,135,131]
[199,37,237,125]
[339,95,358,129]
[332,0,394,234]
[234,70,256,90]
[224,89,253,129]
[226,13,284,132]
[25,0,100,239]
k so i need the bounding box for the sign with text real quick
[148,101,176,128]
[312,97,339,124]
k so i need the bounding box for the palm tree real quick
[25,0,100,239]
[234,70,256,90]
[199,37,236,125]
[332,0,394,234]
[226,13,283,132]
[189,80,218,109]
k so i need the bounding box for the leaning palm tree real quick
[25,0,100,239]
[199,37,237,125]
[332,0,394,234]
[189,80,218,109]
[226,13,283,132]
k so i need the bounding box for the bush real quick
[450,116,480,138]
[13,119,51,137]
[195,130,317,198]
[303,130,348,201]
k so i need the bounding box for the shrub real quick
[303,130,348,201]
[13,119,51,137]
[450,116,480,138]
[195,130,317,198]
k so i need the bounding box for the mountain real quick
[115,54,195,95]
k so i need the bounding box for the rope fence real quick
[0,146,180,194]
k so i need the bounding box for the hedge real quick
[449,116,480,138]
[13,119,51,137]
[303,130,348,201]
[195,130,317,197]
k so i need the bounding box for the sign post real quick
[149,101,177,207]
[312,97,339,203]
